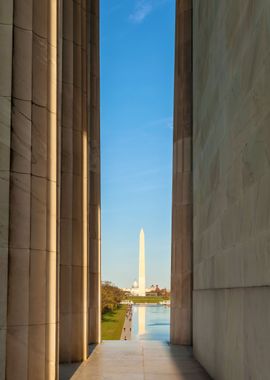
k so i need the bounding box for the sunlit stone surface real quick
[0,0,101,378]
[0,1,59,378]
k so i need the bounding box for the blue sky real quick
[100,0,175,289]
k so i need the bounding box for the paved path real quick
[120,306,133,340]
[70,340,211,380]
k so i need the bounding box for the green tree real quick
[101,281,125,314]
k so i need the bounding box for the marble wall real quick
[0,0,100,378]
[193,1,270,378]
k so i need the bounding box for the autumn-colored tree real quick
[101,281,125,314]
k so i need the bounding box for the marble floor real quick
[68,341,211,380]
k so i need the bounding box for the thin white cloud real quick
[147,116,173,130]
[129,0,170,24]
[129,0,153,23]
[166,117,173,130]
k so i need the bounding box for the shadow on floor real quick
[59,345,97,380]
[168,342,212,380]
[59,363,81,380]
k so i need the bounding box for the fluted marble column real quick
[59,0,89,362]
[88,0,101,344]
[0,0,59,379]
[1,0,101,377]
[0,1,13,378]
[170,0,193,345]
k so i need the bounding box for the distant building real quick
[122,282,161,296]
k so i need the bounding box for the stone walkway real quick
[70,341,211,380]
[120,306,133,340]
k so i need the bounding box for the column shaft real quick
[0,0,13,378]
[170,0,193,345]
[1,0,59,379]
[59,0,89,362]
[88,0,101,344]
[1,0,101,376]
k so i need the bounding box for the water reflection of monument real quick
[132,305,170,341]
[138,307,146,335]
[138,228,146,296]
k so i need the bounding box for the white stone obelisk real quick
[138,228,146,296]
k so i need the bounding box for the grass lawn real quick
[126,296,169,303]
[101,305,127,340]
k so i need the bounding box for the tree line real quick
[101,281,125,314]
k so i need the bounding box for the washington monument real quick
[138,228,146,296]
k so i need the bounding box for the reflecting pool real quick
[132,304,170,341]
